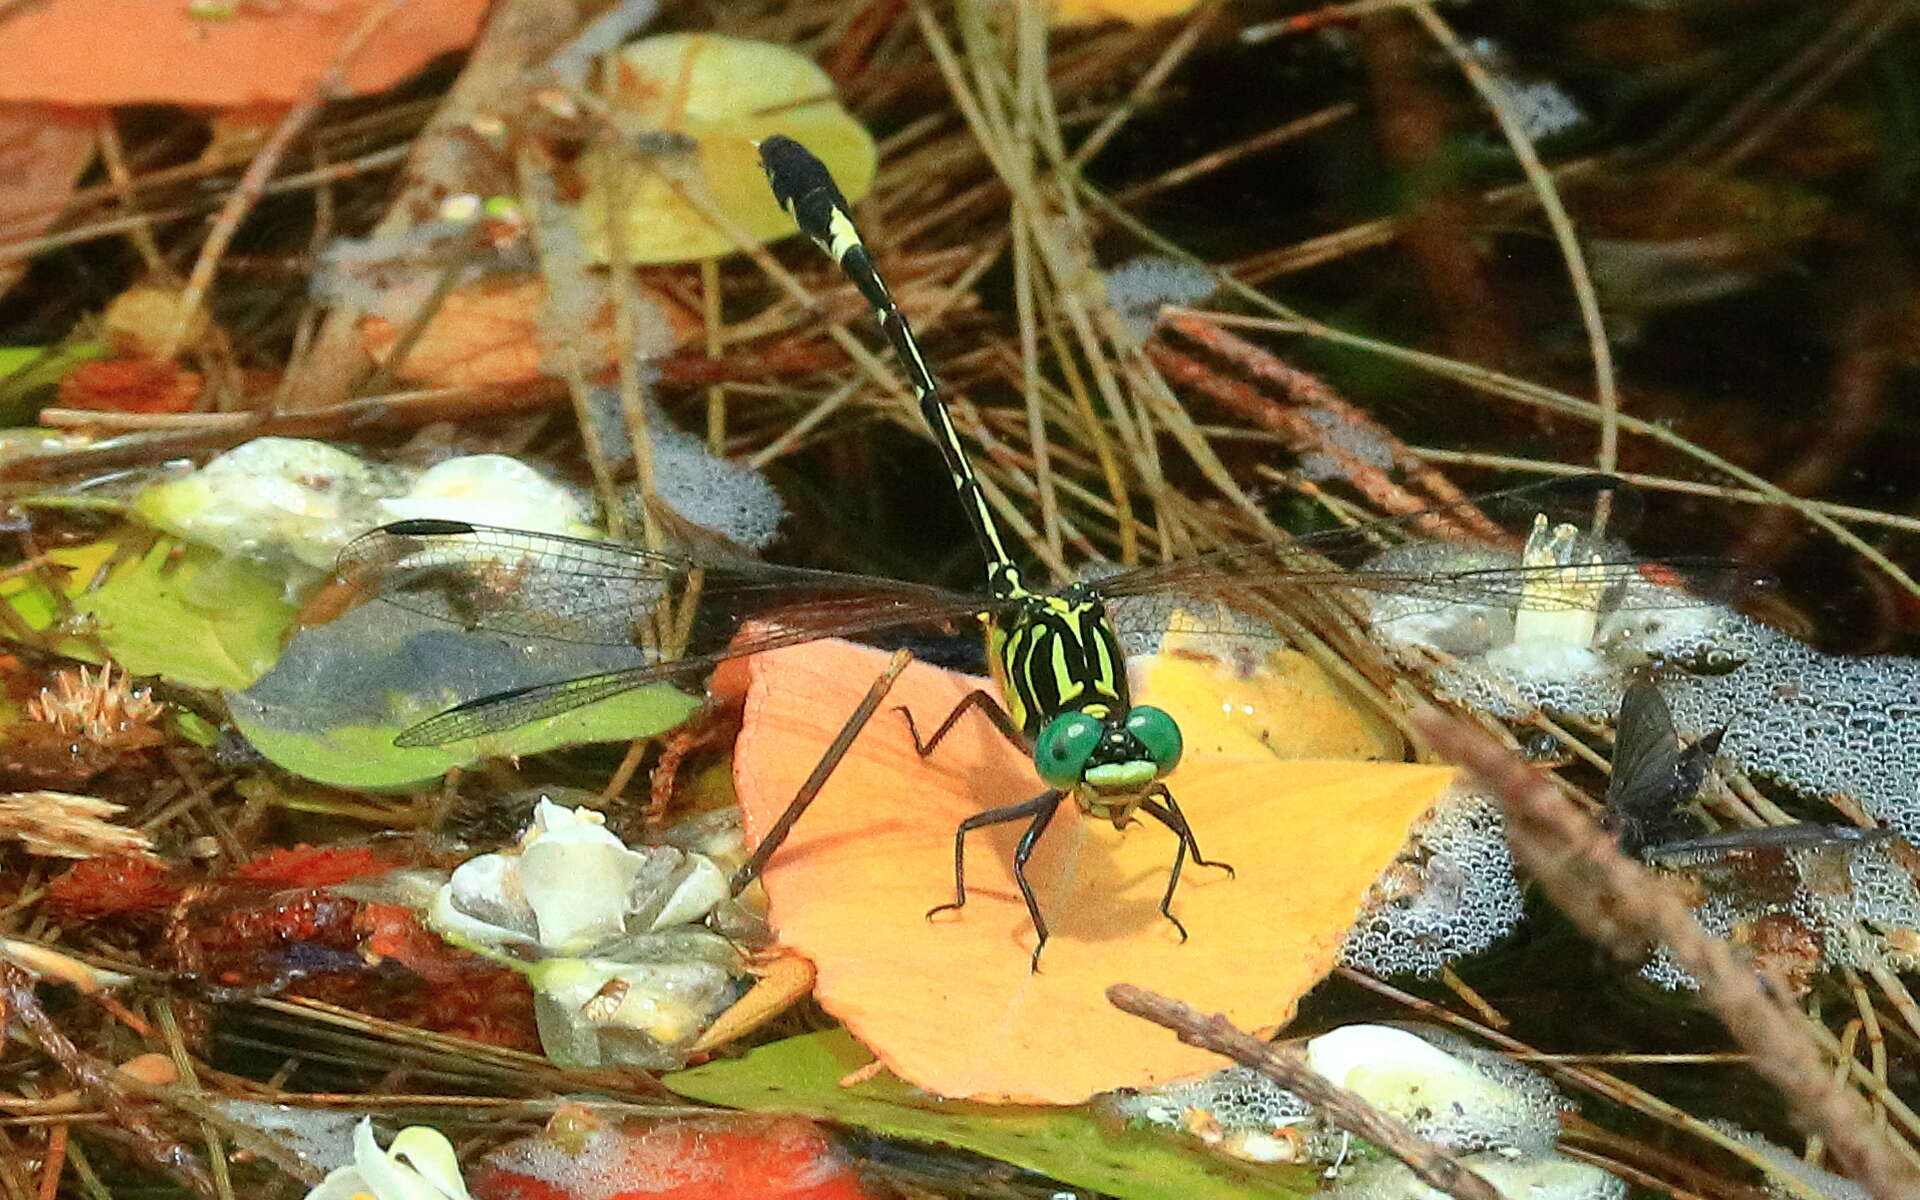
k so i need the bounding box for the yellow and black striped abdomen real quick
[988,586,1129,738]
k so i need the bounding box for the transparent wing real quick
[393,666,666,747]
[1098,543,1761,614]
[343,519,997,746]
[1645,824,1894,864]
[339,518,985,648]
[339,520,682,645]
[1095,475,1764,616]
[388,602,1006,747]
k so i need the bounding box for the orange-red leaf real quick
[0,1,488,108]
[233,844,387,889]
[56,359,201,414]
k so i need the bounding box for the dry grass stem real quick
[1415,708,1920,1200]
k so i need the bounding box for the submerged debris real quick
[1105,1022,1601,1193]
[1641,826,1920,994]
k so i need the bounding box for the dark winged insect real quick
[1602,681,1726,856]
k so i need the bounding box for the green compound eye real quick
[1125,705,1183,775]
[1034,711,1103,788]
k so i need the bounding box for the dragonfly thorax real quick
[987,582,1128,735]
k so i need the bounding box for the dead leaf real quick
[721,638,1455,1104]
[578,34,878,264]
[56,358,202,413]
[0,103,98,298]
[102,285,210,358]
[358,274,701,389]
[692,953,818,1053]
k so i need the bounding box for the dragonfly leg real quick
[927,790,1064,970]
[898,688,1027,757]
[1139,788,1235,942]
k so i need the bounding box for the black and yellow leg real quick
[897,688,1027,758]
[1138,787,1235,941]
[926,789,1064,972]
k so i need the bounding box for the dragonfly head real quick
[1033,705,1183,795]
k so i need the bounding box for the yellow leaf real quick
[1135,621,1403,761]
[577,34,877,265]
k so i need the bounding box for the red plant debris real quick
[473,1116,877,1200]
[55,359,201,414]
[233,843,389,889]
[43,853,181,921]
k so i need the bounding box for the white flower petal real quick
[643,854,728,931]
[388,1127,472,1200]
[526,799,625,849]
[300,1164,370,1200]
[521,836,646,954]
[430,853,539,950]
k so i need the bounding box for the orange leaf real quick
[56,359,201,413]
[357,275,701,389]
[0,1,488,108]
[724,638,1455,1104]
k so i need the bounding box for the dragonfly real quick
[337,137,1754,970]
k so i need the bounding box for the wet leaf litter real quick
[0,1,1916,1198]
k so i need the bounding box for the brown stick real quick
[730,649,914,895]
[1413,707,1920,1200]
[1,966,214,1198]
[1108,983,1503,1200]
[1147,339,1491,541]
[1161,311,1506,541]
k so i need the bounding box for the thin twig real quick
[1411,3,1619,477]
[1,967,214,1198]
[160,0,406,361]
[1108,983,1502,1200]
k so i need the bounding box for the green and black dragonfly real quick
[338,137,1750,968]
